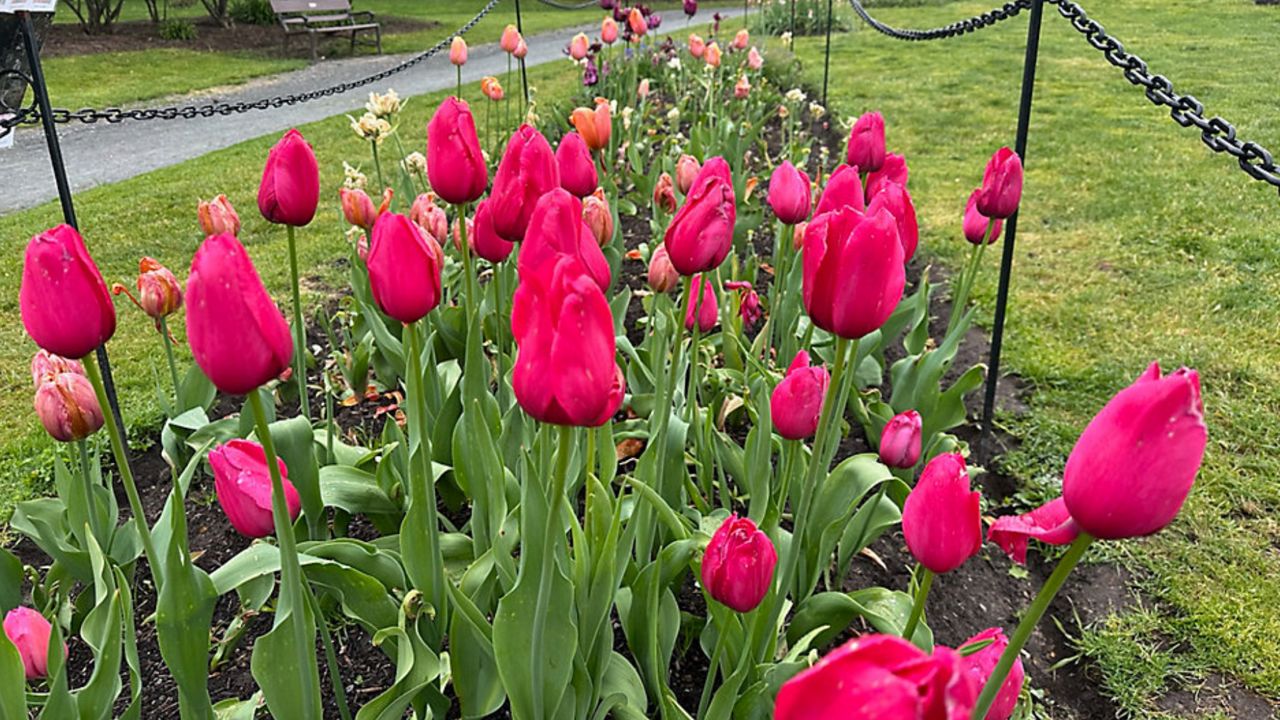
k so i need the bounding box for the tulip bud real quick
[704,41,722,67]
[675,154,701,195]
[569,99,612,152]
[747,46,764,70]
[20,224,117,360]
[500,24,521,53]
[518,189,611,291]
[637,78,651,99]
[211,439,302,538]
[34,371,104,442]
[427,97,488,205]
[866,182,919,261]
[701,514,776,613]
[976,146,1023,219]
[684,274,718,332]
[770,350,829,440]
[732,28,749,50]
[197,194,241,237]
[601,17,618,44]
[768,160,812,225]
[410,193,449,242]
[961,628,1024,720]
[664,157,736,276]
[340,187,392,232]
[135,257,184,320]
[963,188,1003,245]
[647,245,679,293]
[627,7,647,36]
[31,350,83,387]
[186,234,293,395]
[568,32,590,60]
[257,128,320,227]
[878,410,921,469]
[556,132,599,199]
[688,33,706,58]
[1062,362,1206,539]
[902,452,982,574]
[450,36,468,65]
[582,188,614,247]
[450,215,474,253]
[734,74,750,99]
[514,38,528,59]
[846,111,886,173]
[864,152,908,198]
[491,124,561,243]
[814,163,865,216]
[4,607,64,681]
[653,172,677,213]
[367,212,445,325]
[802,207,904,340]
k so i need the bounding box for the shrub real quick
[158,17,198,40]
[751,0,854,37]
[229,0,276,26]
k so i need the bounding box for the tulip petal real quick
[987,498,1080,565]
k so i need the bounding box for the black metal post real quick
[514,0,529,106]
[19,12,128,452]
[980,0,1044,452]
[821,0,834,105]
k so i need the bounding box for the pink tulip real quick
[1062,362,1206,539]
[701,514,776,613]
[802,207,904,340]
[450,215,474,254]
[31,350,83,387]
[768,161,812,225]
[675,154,702,195]
[864,153,908,198]
[491,124,560,242]
[775,634,980,720]
[987,497,1080,565]
[427,97,488,205]
[627,7,647,36]
[185,233,293,395]
[569,32,590,60]
[518,189,611,292]
[846,111,886,173]
[878,410,921,469]
[902,452,982,574]
[814,163,865,216]
[728,280,762,327]
[20,224,116,360]
[704,41,722,67]
[960,628,1024,720]
[211,439,302,539]
[557,132,599,198]
[450,36,468,65]
[512,256,624,426]
[471,200,515,263]
[770,350,830,440]
[647,245,679,293]
[500,24,521,53]
[963,189,1003,245]
[340,187,391,232]
[601,17,619,44]
[410,193,449,242]
[514,38,528,59]
[684,274,718,332]
[4,607,64,680]
[732,28,750,50]
[866,182,919,261]
[257,129,320,227]
[134,257,184,320]
[747,46,764,70]
[34,370,103,442]
[582,188,613,247]
[664,159,736,276]
[688,33,706,58]
[637,78,651,99]
[367,212,444,325]
[197,194,241,237]
[654,172,677,213]
[976,147,1023,219]
[734,75,751,99]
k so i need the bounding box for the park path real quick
[1,8,743,215]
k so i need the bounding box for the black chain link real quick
[847,0,1035,41]
[0,0,499,138]
[1047,0,1280,193]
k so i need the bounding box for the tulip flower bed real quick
[1,10,1211,720]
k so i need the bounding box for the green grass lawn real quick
[792,0,1280,715]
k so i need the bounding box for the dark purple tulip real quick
[683,0,697,16]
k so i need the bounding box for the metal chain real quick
[1048,0,1280,193]
[0,0,499,136]
[847,0,1035,41]
[534,0,597,9]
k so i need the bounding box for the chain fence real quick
[533,0,598,9]
[847,0,1034,41]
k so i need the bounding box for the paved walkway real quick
[2,8,743,215]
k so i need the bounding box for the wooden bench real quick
[270,0,382,62]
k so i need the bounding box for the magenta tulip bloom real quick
[988,498,1080,566]
[775,634,980,720]
[1062,362,1207,539]
[878,410,921,469]
[518,189,611,291]
[511,257,625,427]
[802,207,904,340]
[35,371,104,443]
[701,514,777,613]
[471,200,515,263]
[684,274,718,332]
[846,111,886,173]
[902,452,982,574]
[211,439,302,539]
[186,234,293,395]
[557,132,599,198]
[664,161,736,275]
[814,163,865,217]
[4,607,64,680]
[960,628,1024,720]
[963,189,1003,245]
[976,147,1023,219]
[864,153,908,198]
[20,224,116,360]
[867,182,919,261]
[257,129,319,227]
[367,212,444,324]
[768,160,812,225]
[427,97,488,205]
[771,350,830,441]
[491,124,561,242]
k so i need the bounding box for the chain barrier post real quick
[515,0,530,107]
[980,0,1044,453]
[821,0,835,106]
[18,11,128,452]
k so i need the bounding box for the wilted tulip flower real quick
[490,124,560,242]
[675,154,701,195]
[701,514,776,613]
[775,634,980,720]
[31,350,83,386]
[34,370,104,442]
[481,76,505,102]
[569,32,590,60]
[866,182,919,261]
[1063,362,1206,539]
[770,350,829,441]
[734,74,751,99]
[747,46,763,70]
[557,132,598,198]
[647,245,679,293]
[601,17,619,44]
[961,628,1024,720]
[684,274,718,332]
[802,207,904,340]
[471,200,515,264]
[902,452,982,574]
[570,99,612,152]
[688,33,706,58]
[976,147,1023,219]
[647,12,662,30]
[511,256,625,426]
[988,497,1079,565]
[729,281,761,326]
[450,36,468,65]
[864,152,908,198]
[211,439,302,539]
[792,221,807,251]
[814,163,865,216]
[768,160,812,225]
[518,189,611,291]
[427,97,488,205]
[704,41,722,67]
[257,128,320,227]
[582,189,614,247]
[20,224,116,360]
[732,28,749,50]
[340,187,392,232]
[683,0,697,16]
[197,194,241,237]
[846,111,886,173]
[500,24,521,53]
[4,607,64,681]
[367,212,444,324]
[653,172,678,213]
[964,189,1003,245]
[582,59,600,88]
[410,193,449,242]
[185,234,293,396]
[664,159,736,276]
[627,7,646,36]
[133,257,184,321]
[879,410,922,469]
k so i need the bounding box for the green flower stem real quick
[456,202,477,324]
[76,439,105,547]
[158,316,181,413]
[685,278,710,498]
[901,565,933,643]
[307,587,352,720]
[494,264,510,412]
[83,356,160,586]
[945,224,992,339]
[971,532,1095,719]
[403,321,446,623]
[285,225,310,418]
[530,424,574,716]
[770,218,792,360]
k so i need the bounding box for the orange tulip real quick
[570,98,612,152]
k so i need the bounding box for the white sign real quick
[1,0,58,12]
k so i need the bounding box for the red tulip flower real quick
[902,452,982,574]
[814,163,865,216]
[976,147,1023,219]
[866,182,919,261]
[846,111,886,173]
[518,189,611,291]
[185,234,293,395]
[878,410,922,469]
[701,514,776,613]
[427,97,489,205]
[963,189,1003,245]
[684,273,719,332]
[257,128,319,227]
[211,439,302,539]
[491,125,560,242]
[960,628,1024,720]
[768,160,812,225]
[770,350,830,440]
[471,200,515,263]
[367,212,445,325]
[864,152,908,198]
[20,224,116,360]
[4,607,65,681]
[556,132,599,198]
[34,370,103,443]
[801,207,904,340]
[987,497,1080,565]
[664,160,735,276]
[197,194,241,237]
